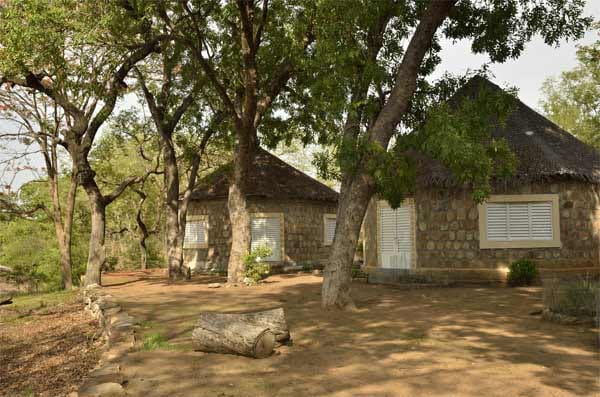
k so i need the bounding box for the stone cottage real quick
[183,150,339,272]
[363,77,600,283]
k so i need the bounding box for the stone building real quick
[183,150,339,272]
[363,77,600,283]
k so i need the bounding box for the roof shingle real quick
[192,149,339,202]
[416,76,600,186]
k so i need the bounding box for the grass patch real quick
[0,289,78,323]
[141,332,171,351]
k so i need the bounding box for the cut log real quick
[239,307,290,344]
[191,307,290,358]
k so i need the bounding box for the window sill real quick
[479,240,561,249]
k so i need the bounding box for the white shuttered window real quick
[183,219,207,248]
[486,202,553,241]
[479,194,560,249]
[251,215,282,261]
[324,215,336,245]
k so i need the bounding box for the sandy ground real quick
[103,270,600,397]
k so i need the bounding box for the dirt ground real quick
[102,270,600,397]
[0,291,103,397]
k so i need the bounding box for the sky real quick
[1,1,599,190]
[434,1,600,110]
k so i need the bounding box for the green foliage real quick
[416,78,519,203]
[351,263,367,279]
[507,259,539,287]
[309,1,589,206]
[541,25,600,150]
[0,178,89,291]
[553,276,599,317]
[243,246,272,285]
[141,332,170,351]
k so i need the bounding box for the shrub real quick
[351,263,367,279]
[507,259,539,286]
[243,246,272,285]
[6,263,49,292]
[553,276,599,317]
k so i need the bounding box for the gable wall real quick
[364,180,600,283]
[183,198,338,273]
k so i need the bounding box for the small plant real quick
[351,263,367,279]
[243,246,272,285]
[554,276,599,317]
[507,259,539,286]
[141,332,170,351]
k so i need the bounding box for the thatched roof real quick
[192,150,339,202]
[416,76,600,186]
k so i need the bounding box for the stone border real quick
[72,285,138,397]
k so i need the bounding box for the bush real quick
[6,263,48,292]
[552,276,599,317]
[351,263,367,279]
[507,259,539,286]
[243,246,272,285]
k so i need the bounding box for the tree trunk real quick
[162,133,186,280]
[140,239,148,270]
[192,308,289,358]
[227,179,251,284]
[85,192,106,286]
[321,0,458,309]
[47,160,76,289]
[322,174,374,309]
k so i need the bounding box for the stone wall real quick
[363,180,600,283]
[184,198,338,272]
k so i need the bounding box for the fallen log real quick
[0,296,13,305]
[192,307,290,358]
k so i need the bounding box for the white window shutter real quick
[530,201,553,240]
[251,216,281,261]
[486,201,554,241]
[184,221,206,246]
[508,203,530,240]
[325,217,336,245]
[486,203,509,241]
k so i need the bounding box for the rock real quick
[312,269,322,276]
[79,382,124,397]
[90,364,121,377]
[208,283,221,288]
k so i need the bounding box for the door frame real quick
[376,198,417,269]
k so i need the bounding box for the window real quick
[251,213,283,261]
[183,215,208,248]
[323,214,337,245]
[478,194,561,249]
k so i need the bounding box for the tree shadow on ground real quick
[102,272,599,397]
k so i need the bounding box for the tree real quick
[541,23,600,150]
[90,112,164,271]
[308,0,591,308]
[0,85,77,289]
[134,38,223,280]
[0,1,164,285]
[0,176,90,290]
[155,0,316,283]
